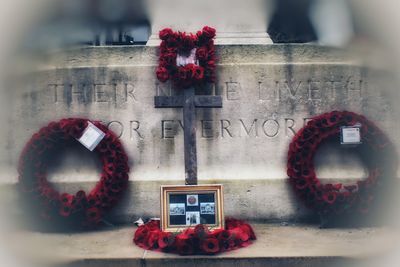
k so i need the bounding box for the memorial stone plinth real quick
[2,44,398,223]
[146,0,274,45]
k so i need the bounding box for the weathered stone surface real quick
[146,0,273,45]
[4,224,396,267]
[2,44,398,222]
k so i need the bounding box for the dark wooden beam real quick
[154,96,222,108]
[183,87,197,185]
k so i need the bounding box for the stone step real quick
[6,224,395,267]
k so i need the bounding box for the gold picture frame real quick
[160,184,224,232]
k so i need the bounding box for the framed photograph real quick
[160,184,224,232]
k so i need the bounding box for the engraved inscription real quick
[107,121,124,138]
[158,118,307,140]
[258,77,365,101]
[50,82,137,104]
[225,81,241,100]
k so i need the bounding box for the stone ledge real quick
[5,224,397,267]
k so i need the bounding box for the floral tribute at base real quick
[156,26,216,89]
[287,111,395,216]
[18,118,129,227]
[133,218,256,255]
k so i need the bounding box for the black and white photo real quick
[200,202,215,214]
[169,203,185,215]
[186,211,200,225]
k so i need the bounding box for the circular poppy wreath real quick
[156,26,216,89]
[287,111,395,215]
[134,218,256,255]
[18,118,129,227]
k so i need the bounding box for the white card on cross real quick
[341,125,361,145]
[77,122,106,151]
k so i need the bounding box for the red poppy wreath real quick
[134,218,256,255]
[156,26,216,89]
[287,111,395,216]
[18,118,129,227]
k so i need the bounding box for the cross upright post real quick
[155,86,222,185]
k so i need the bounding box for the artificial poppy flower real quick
[156,27,216,88]
[159,28,174,40]
[322,191,337,205]
[59,204,72,217]
[147,231,160,249]
[86,207,101,224]
[202,26,216,39]
[194,224,209,239]
[158,231,173,249]
[201,238,220,254]
[175,235,194,255]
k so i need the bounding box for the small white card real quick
[341,126,361,145]
[176,48,198,66]
[77,122,105,151]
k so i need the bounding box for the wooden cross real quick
[155,87,222,185]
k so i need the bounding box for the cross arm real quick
[154,95,222,108]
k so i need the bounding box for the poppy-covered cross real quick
[154,87,222,185]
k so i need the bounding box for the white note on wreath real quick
[176,48,198,66]
[341,126,361,144]
[77,122,106,151]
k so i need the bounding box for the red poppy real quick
[146,220,160,231]
[159,28,174,40]
[59,204,72,217]
[217,229,232,240]
[158,231,173,249]
[86,207,101,224]
[194,224,209,239]
[196,47,208,61]
[193,66,204,81]
[175,235,194,255]
[147,231,160,249]
[156,27,216,88]
[231,228,249,242]
[134,226,149,244]
[60,193,73,205]
[240,223,256,240]
[202,26,216,39]
[322,191,337,205]
[201,238,220,254]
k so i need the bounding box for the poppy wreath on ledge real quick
[18,118,129,227]
[134,219,256,255]
[156,26,216,89]
[287,111,395,216]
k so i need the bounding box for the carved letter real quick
[94,83,108,102]
[262,119,279,137]
[48,83,65,103]
[259,80,280,101]
[308,80,321,101]
[220,120,233,137]
[201,120,214,139]
[346,77,362,99]
[125,83,138,101]
[285,80,302,98]
[226,82,241,100]
[72,84,87,103]
[130,120,143,139]
[107,121,124,138]
[162,120,175,139]
[239,119,258,137]
[285,118,296,137]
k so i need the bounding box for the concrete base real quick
[5,224,397,267]
[146,32,273,46]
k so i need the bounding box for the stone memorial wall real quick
[3,45,398,222]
